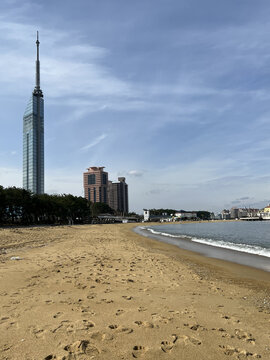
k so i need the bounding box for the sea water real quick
[147,221,270,258]
[136,221,270,272]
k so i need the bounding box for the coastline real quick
[0,224,270,359]
[134,224,270,273]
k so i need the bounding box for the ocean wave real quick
[146,227,191,239]
[190,237,270,258]
[145,228,270,258]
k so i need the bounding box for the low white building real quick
[143,209,150,221]
[143,209,172,222]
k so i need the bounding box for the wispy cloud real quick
[127,170,144,177]
[80,134,108,151]
[0,20,134,101]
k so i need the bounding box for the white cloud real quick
[80,134,108,151]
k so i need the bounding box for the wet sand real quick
[0,224,270,359]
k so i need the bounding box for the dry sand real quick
[0,223,269,359]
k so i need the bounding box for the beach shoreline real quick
[134,224,270,274]
[0,224,269,359]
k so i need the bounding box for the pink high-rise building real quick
[83,167,108,203]
[83,167,129,214]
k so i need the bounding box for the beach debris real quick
[10,256,23,260]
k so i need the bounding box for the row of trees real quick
[0,186,113,225]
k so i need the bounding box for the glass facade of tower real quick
[23,93,44,194]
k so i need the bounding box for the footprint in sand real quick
[138,307,147,312]
[53,312,63,319]
[168,310,180,315]
[79,306,95,315]
[90,331,106,341]
[0,316,9,324]
[101,298,114,303]
[116,309,125,316]
[219,345,261,358]
[134,321,155,329]
[234,329,256,344]
[104,288,112,293]
[132,345,147,358]
[52,319,95,334]
[222,314,231,320]
[161,335,178,353]
[29,326,47,338]
[176,334,202,346]
[221,314,241,324]
[108,324,118,329]
[117,326,133,334]
[151,314,170,324]
[184,323,206,331]
[63,340,100,357]
[1,344,12,352]
[108,324,133,334]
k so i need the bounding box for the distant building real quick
[108,177,129,214]
[221,209,230,220]
[238,208,248,218]
[23,32,44,194]
[210,212,215,220]
[83,168,129,213]
[263,205,270,214]
[143,209,173,222]
[230,207,239,219]
[174,212,197,220]
[83,167,108,203]
[258,205,270,219]
[143,209,150,221]
[230,207,259,219]
[246,208,259,217]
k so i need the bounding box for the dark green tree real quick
[91,202,114,217]
[0,186,6,223]
[0,185,91,225]
[197,211,211,220]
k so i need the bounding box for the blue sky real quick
[1,0,270,213]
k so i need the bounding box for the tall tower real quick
[23,31,44,194]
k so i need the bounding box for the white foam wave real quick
[146,228,189,239]
[145,228,270,258]
[191,237,270,258]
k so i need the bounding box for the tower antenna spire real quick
[35,30,40,91]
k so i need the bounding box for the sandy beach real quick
[0,224,269,359]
